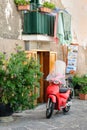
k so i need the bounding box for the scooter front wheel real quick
[62,99,71,113]
[63,105,70,113]
[46,98,55,119]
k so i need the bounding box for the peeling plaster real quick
[8,25,11,31]
[5,0,12,25]
[18,19,22,40]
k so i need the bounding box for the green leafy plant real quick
[43,1,55,10]
[0,46,42,112]
[14,0,30,5]
[80,86,87,94]
[72,75,87,95]
[73,76,87,87]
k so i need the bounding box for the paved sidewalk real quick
[0,99,87,130]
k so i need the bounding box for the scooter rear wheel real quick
[46,98,55,119]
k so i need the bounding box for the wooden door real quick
[37,52,44,103]
[43,52,57,102]
[37,51,57,103]
[26,50,57,103]
[43,52,49,102]
[25,50,38,105]
[49,52,57,73]
[25,51,37,59]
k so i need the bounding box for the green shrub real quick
[0,46,42,112]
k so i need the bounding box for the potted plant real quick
[14,0,30,11]
[0,46,42,116]
[72,75,87,99]
[79,86,87,100]
[78,75,87,100]
[39,1,55,13]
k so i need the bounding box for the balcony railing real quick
[23,11,55,36]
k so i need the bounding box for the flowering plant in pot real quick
[0,46,42,116]
[14,0,30,10]
[39,1,55,13]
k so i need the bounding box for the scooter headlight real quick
[53,80,59,84]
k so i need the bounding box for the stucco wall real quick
[0,39,25,57]
[0,0,87,75]
[0,0,22,39]
[60,0,87,75]
[51,0,64,9]
[61,0,87,46]
[0,0,24,56]
[77,46,87,75]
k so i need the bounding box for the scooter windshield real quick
[46,60,66,84]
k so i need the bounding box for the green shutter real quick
[23,12,55,36]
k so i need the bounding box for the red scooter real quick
[46,73,72,119]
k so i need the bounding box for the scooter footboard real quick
[48,95,56,103]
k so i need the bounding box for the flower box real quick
[39,7,52,13]
[18,5,30,11]
[79,93,87,100]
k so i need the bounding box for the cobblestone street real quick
[0,99,87,130]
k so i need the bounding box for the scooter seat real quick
[59,87,69,93]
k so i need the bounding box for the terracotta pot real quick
[79,93,87,100]
[18,5,30,11]
[39,7,52,13]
